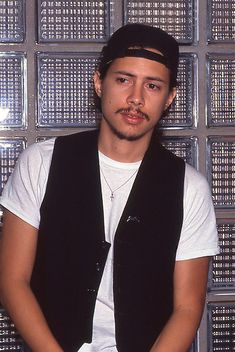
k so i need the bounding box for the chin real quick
[113,128,148,142]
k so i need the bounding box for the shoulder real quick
[0,138,56,228]
[176,164,219,260]
[183,163,215,224]
[18,138,55,163]
[13,138,56,181]
[184,163,211,198]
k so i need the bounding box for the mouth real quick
[116,108,149,123]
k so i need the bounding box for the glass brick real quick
[162,136,198,168]
[207,55,235,127]
[38,0,110,42]
[124,0,195,43]
[0,307,23,350]
[208,304,235,351]
[109,0,115,35]
[208,0,235,42]
[207,138,235,208]
[37,53,101,128]
[0,0,25,42]
[160,54,197,129]
[209,223,235,290]
[0,53,26,129]
[0,139,25,195]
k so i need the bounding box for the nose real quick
[126,83,144,107]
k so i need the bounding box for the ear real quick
[165,87,177,110]
[93,71,102,97]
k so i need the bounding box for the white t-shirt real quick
[0,138,219,352]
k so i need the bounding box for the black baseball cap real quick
[98,23,179,87]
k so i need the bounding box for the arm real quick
[150,256,210,352]
[0,210,63,352]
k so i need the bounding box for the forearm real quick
[0,280,63,352]
[149,307,202,352]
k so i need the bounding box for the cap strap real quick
[118,48,169,67]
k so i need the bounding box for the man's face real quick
[94,54,176,143]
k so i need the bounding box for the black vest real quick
[31,130,185,352]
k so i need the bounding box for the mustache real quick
[115,107,150,121]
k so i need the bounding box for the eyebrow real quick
[112,70,167,84]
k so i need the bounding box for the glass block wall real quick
[0,0,234,351]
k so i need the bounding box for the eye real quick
[116,77,129,84]
[146,82,160,91]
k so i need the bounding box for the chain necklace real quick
[100,167,138,201]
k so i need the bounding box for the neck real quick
[98,124,152,163]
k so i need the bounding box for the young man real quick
[0,24,219,352]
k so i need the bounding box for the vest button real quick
[96,262,101,271]
[86,288,96,293]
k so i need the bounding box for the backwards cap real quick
[99,23,179,87]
